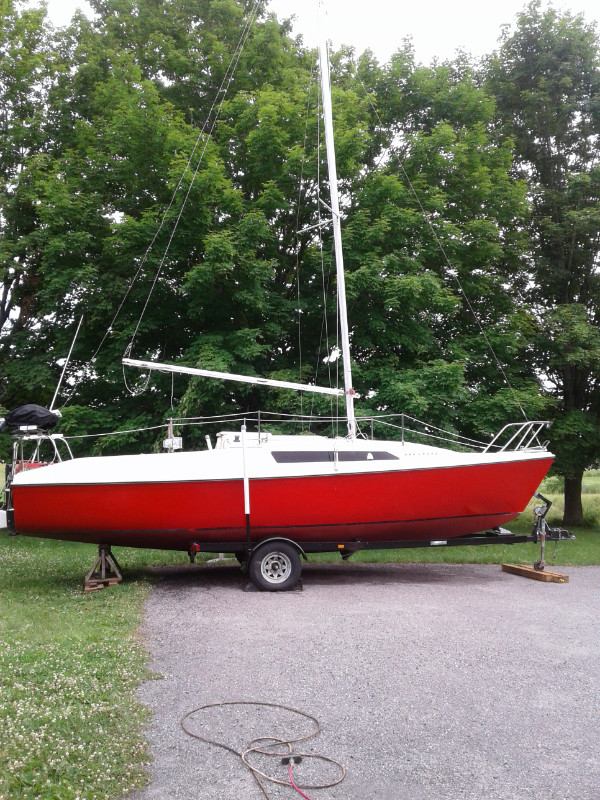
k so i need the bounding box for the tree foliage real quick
[1,0,599,521]
[0,1,67,398]
[487,0,600,523]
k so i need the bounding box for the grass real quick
[0,478,598,800]
[0,536,184,800]
[582,469,600,493]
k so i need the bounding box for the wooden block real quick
[84,577,121,593]
[84,582,105,594]
[501,564,569,583]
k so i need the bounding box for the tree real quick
[0,1,64,410]
[0,0,560,479]
[487,0,600,524]
[1,0,319,455]
[335,49,548,440]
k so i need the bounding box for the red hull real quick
[13,456,552,550]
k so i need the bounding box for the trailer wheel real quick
[249,542,301,591]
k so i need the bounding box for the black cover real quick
[1,404,59,433]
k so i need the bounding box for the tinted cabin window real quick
[271,451,398,463]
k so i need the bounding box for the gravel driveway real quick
[128,562,599,800]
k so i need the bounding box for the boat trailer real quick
[183,492,574,592]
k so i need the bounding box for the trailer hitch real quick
[531,492,575,570]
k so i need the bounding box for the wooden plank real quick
[502,564,569,583]
[84,577,121,593]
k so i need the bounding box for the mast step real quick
[501,564,569,583]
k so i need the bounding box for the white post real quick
[241,423,251,516]
[241,423,251,550]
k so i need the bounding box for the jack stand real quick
[84,545,123,593]
[533,521,547,570]
[502,493,572,584]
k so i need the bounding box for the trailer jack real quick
[531,492,575,571]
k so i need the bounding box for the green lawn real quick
[0,479,598,800]
[582,469,600,493]
[0,536,184,800]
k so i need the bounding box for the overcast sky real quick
[43,0,599,64]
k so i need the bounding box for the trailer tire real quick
[249,542,301,591]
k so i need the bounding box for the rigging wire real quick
[294,60,318,424]
[312,69,340,434]
[62,423,169,440]
[124,0,261,373]
[58,1,262,405]
[50,315,83,411]
[59,1,262,405]
[352,71,530,422]
[293,58,339,434]
[58,13,527,431]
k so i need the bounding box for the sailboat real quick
[4,9,558,590]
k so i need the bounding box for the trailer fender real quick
[250,537,307,561]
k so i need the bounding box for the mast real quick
[318,2,356,439]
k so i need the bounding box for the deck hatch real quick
[271,451,399,463]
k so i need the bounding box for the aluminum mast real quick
[318,3,356,438]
